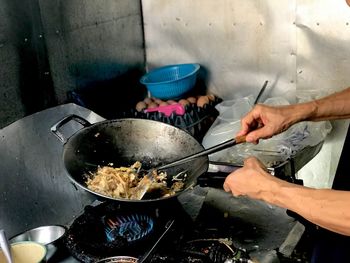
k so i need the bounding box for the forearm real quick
[295,87,350,122]
[263,180,350,236]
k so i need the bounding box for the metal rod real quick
[138,219,175,263]
[253,80,268,105]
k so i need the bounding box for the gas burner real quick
[64,200,190,263]
[64,203,158,262]
[104,213,154,242]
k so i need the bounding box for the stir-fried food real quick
[85,161,185,199]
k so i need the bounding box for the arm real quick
[239,87,350,143]
[223,157,350,236]
[274,181,350,236]
[306,86,350,121]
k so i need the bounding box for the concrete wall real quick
[0,0,145,128]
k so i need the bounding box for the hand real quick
[223,157,278,199]
[236,104,295,144]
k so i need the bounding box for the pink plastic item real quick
[144,103,185,117]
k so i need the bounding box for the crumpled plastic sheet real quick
[202,96,332,167]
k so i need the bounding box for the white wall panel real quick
[142,0,298,100]
[142,0,350,101]
[142,0,350,188]
[296,0,350,98]
[294,1,350,188]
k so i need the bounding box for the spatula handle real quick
[159,135,246,170]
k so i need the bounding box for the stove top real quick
[57,181,301,263]
[63,200,186,262]
[63,198,254,263]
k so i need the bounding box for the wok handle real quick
[50,114,91,144]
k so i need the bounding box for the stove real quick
[0,103,325,263]
[57,137,323,263]
[63,196,254,263]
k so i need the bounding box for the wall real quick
[2,0,349,127]
[0,0,145,128]
[1,1,350,189]
[141,0,350,188]
[142,0,350,101]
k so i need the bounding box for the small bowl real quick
[0,241,47,263]
[95,256,138,263]
[10,225,66,260]
[140,63,200,100]
[10,225,66,245]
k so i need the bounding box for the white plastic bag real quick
[202,96,332,167]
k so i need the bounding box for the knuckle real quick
[245,156,255,164]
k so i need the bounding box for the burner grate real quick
[104,213,154,242]
[63,202,170,263]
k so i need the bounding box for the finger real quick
[245,133,259,144]
[223,182,241,196]
[237,121,260,140]
[240,112,257,132]
[245,155,264,165]
[244,156,258,165]
[237,124,250,137]
[245,157,269,173]
[254,158,267,169]
[223,182,230,192]
[246,128,272,143]
[236,129,247,137]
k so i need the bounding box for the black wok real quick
[51,115,209,203]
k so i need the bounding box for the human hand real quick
[236,104,295,144]
[223,157,279,199]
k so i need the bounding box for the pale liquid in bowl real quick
[0,242,46,263]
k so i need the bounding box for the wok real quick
[51,115,210,203]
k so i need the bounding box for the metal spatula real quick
[130,135,246,200]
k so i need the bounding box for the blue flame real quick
[104,213,154,242]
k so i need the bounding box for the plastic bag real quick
[202,96,332,167]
